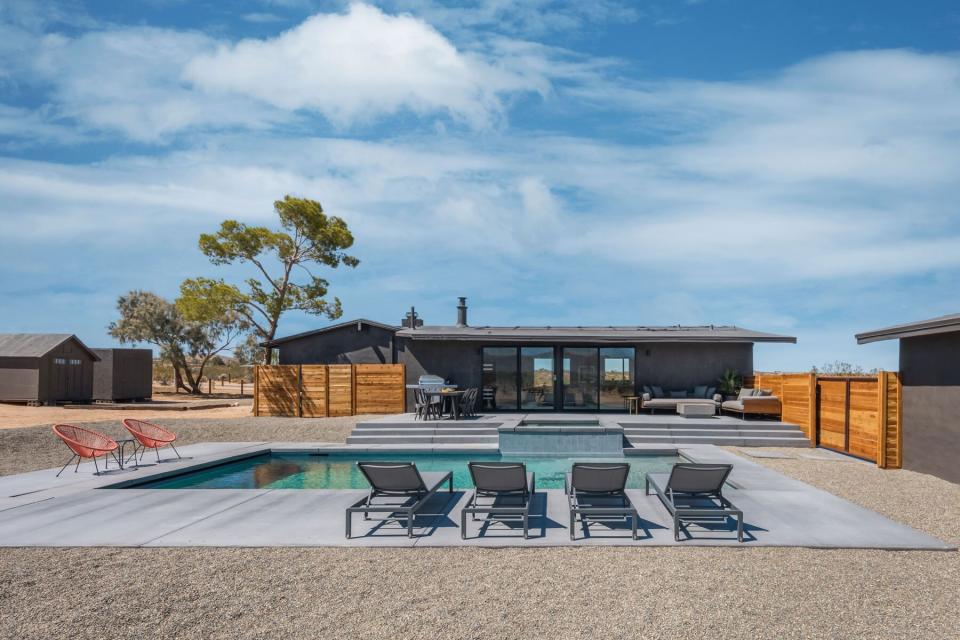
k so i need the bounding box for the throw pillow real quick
[705,386,716,398]
[737,388,756,400]
[652,385,665,398]
[693,385,708,398]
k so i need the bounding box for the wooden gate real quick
[815,373,900,464]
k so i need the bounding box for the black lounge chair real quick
[346,462,453,538]
[645,463,743,542]
[461,462,535,539]
[566,462,638,540]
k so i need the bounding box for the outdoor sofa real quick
[640,384,720,414]
[721,388,782,419]
[346,461,453,538]
[646,463,744,542]
[461,461,535,539]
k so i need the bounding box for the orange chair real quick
[122,418,181,464]
[53,424,120,477]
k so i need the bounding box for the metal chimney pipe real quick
[456,297,468,327]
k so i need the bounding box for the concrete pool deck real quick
[0,442,951,550]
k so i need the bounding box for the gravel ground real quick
[1,425,958,639]
[0,416,363,476]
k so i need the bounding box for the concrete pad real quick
[737,449,797,459]
[0,441,952,550]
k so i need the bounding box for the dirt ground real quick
[0,399,253,429]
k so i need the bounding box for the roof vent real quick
[457,297,468,327]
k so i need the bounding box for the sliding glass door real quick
[600,347,635,409]
[520,346,555,410]
[481,345,635,411]
[481,347,518,410]
[562,347,598,409]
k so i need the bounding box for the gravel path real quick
[1,426,958,639]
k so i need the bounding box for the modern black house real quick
[857,314,960,484]
[0,334,100,405]
[264,299,796,412]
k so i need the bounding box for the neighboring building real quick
[857,313,960,484]
[264,299,796,412]
[92,348,153,401]
[0,334,100,405]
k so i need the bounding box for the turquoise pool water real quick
[129,453,681,490]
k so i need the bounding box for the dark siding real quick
[42,339,95,403]
[636,342,753,391]
[398,339,483,407]
[900,333,960,483]
[276,324,395,366]
[0,357,39,401]
[92,349,153,400]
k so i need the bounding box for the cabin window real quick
[69,359,82,365]
[54,358,66,365]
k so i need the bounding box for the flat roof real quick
[395,325,796,343]
[856,313,960,344]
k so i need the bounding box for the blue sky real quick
[2,0,959,371]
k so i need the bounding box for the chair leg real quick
[56,454,77,477]
[155,446,160,463]
[93,455,100,476]
[170,442,181,459]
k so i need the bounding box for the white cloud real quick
[184,3,548,128]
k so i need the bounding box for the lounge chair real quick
[461,462,535,539]
[52,424,120,476]
[122,418,181,464]
[566,462,638,540]
[645,463,743,542]
[346,462,453,538]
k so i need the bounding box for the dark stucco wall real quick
[397,339,483,407]
[276,325,395,366]
[900,333,960,484]
[634,342,753,391]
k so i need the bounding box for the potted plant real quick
[718,369,742,400]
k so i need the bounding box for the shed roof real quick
[261,319,399,347]
[0,334,101,360]
[856,313,960,344]
[395,325,796,343]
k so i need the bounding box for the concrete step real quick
[352,422,496,430]
[348,427,499,436]
[345,434,499,445]
[627,434,810,447]
[623,429,805,437]
[620,422,804,432]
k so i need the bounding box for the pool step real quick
[345,434,499,445]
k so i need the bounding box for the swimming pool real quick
[128,452,681,490]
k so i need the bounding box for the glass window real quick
[54,357,66,365]
[600,347,635,410]
[69,359,82,365]
[481,347,518,410]
[520,346,555,410]
[562,347,598,409]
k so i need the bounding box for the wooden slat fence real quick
[254,364,405,417]
[745,371,901,468]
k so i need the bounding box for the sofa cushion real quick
[642,385,653,396]
[722,400,745,410]
[737,388,756,400]
[693,385,708,398]
[757,388,772,397]
[652,385,665,398]
[669,390,688,399]
[705,386,716,398]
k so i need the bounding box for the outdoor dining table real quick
[426,389,466,420]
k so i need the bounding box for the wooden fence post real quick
[877,370,888,468]
[297,365,303,418]
[807,372,817,445]
[253,366,259,416]
[351,365,357,416]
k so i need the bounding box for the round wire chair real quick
[52,424,119,476]
[122,418,181,464]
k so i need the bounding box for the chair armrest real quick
[642,392,651,402]
[712,394,723,403]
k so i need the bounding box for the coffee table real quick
[677,403,716,418]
